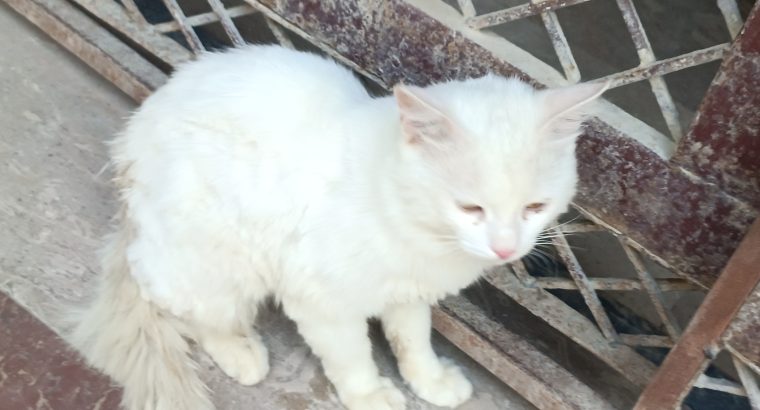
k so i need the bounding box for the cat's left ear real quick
[393,84,455,149]
[539,81,609,141]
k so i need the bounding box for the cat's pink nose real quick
[491,247,514,260]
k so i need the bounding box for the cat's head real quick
[392,75,607,264]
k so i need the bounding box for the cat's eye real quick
[524,202,547,213]
[458,203,484,215]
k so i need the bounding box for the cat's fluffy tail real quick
[66,222,212,410]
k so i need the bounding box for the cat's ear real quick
[393,84,455,149]
[539,81,609,141]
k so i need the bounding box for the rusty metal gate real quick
[5,0,759,408]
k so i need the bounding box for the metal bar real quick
[534,1,580,83]
[206,0,246,47]
[160,0,205,53]
[511,260,536,287]
[591,44,729,90]
[634,220,760,410]
[3,0,166,103]
[433,297,616,410]
[486,267,656,387]
[615,0,682,140]
[466,0,593,30]
[618,333,673,348]
[733,356,760,408]
[153,4,256,33]
[694,374,748,397]
[533,277,699,292]
[718,0,744,39]
[265,18,295,49]
[73,0,193,67]
[552,232,619,341]
[456,0,476,18]
[619,238,682,340]
[559,221,607,233]
[119,0,146,24]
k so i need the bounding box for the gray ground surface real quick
[0,4,534,409]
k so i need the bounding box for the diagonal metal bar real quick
[266,18,295,49]
[486,267,656,387]
[433,297,616,410]
[533,277,699,292]
[73,0,193,67]
[466,0,593,29]
[456,0,476,18]
[635,220,760,409]
[532,0,580,83]
[206,0,246,47]
[732,356,760,408]
[618,334,673,348]
[591,44,728,90]
[119,0,146,24]
[552,232,620,341]
[619,237,682,340]
[694,374,748,397]
[615,0,683,140]
[511,259,537,287]
[3,0,167,103]
[718,0,744,39]
[153,4,256,33]
[160,0,205,53]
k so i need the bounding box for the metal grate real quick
[16,0,758,408]
[455,0,744,142]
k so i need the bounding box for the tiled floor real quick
[0,3,533,409]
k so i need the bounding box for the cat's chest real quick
[379,257,486,305]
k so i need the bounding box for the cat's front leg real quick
[285,302,406,410]
[381,302,473,408]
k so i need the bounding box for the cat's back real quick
[113,45,370,232]
[137,45,368,131]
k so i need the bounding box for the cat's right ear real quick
[393,84,455,149]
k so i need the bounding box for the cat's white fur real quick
[68,45,606,410]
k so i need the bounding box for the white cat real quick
[68,45,606,410]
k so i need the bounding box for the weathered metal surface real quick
[247,0,756,288]
[615,0,682,139]
[732,357,760,407]
[160,0,205,53]
[465,0,593,29]
[694,374,748,397]
[672,4,760,210]
[207,0,246,47]
[619,238,681,340]
[532,277,698,292]
[3,0,167,103]
[552,233,619,341]
[634,219,760,410]
[486,267,657,387]
[532,0,580,82]
[73,0,193,67]
[432,296,616,410]
[250,0,536,88]
[576,120,757,288]
[153,4,256,33]
[724,284,760,373]
[593,44,728,90]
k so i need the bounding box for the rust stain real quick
[577,120,757,288]
[673,4,760,209]
[724,284,760,369]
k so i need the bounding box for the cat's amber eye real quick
[458,204,484,215]
[525,202,547,213]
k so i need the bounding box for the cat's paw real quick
[408,359,473,408]
[204,335,270,386]
[343,378,406,410]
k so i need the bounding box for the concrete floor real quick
[0,4,534,409]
